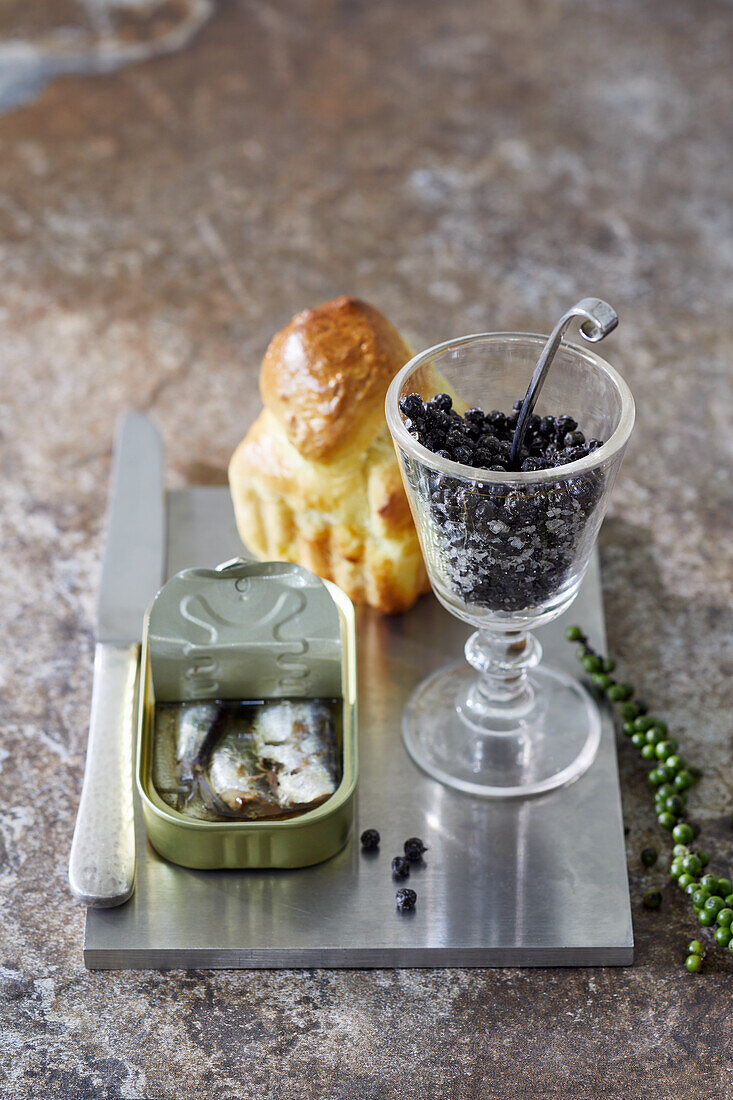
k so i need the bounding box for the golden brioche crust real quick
[228,295,447,613]
[259,296,414,462]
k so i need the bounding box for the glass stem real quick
[462,629,542,722]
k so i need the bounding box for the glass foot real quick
[402,662,601,799]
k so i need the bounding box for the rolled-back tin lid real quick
[147,559,343,703]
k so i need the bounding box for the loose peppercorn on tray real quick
[84,488,632,969]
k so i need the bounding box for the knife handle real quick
[69,642,140,907]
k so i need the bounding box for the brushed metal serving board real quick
[84,488,633,968]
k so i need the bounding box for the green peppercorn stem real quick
[566,628,732,967]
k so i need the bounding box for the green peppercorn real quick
[576,646,589,661]
[697,850,710,868]
[688,939,705,956]
[729,939,733,955]
[672,843,689,857]
[692,888,711,907]
[716,908,733,927]
[645,727,666,745]
[675,770,694,791]
[652,720,668,736]
[641,744,657,761]
[672,823,694,844]
[640,848,657,868]
[716,877,733,898]
[582,654,602,674]
[682,854,702,877]
[685,881,699,898]
[648,769,663,786]
[657,765,676,783]
[632,732,648,749]
[726,894,733,908]
[634,716,655,732]
[678,873,697,890]
[662,796,684,815]
[657,812,676,831]
[685,954,703,972]
[698,909,716,926]
[700,874,718,892]
[670,858,685,878]
[704,896,725,917]
[622,721,636,737]
[715,926,732,948]
[659,785,678,802]
[655,739,678,759]
[602,658,616,673]
[606,684,629,702]
[593,673,613,690]
[565,626,584,642]
[621,702,640,721]
[664,754,683,773]
[643,890,662,909]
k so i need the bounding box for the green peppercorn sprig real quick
[565,624,731,972]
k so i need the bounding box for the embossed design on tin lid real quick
[147,559,342,703]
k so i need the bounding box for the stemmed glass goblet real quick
[385,330,634,798]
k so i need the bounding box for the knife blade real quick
[69,413,164,907]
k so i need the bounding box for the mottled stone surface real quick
[1,0,732,1097]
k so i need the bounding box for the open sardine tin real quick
[136,560,357,869]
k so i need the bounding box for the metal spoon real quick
[508,298,619,470]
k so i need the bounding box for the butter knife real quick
[69,413,164,907]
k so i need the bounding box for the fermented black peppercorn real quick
[360,829,380,851]
[404,837,428,862]
[399,393,424,419]
[391,856,410,879]
[395,888,417,912]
